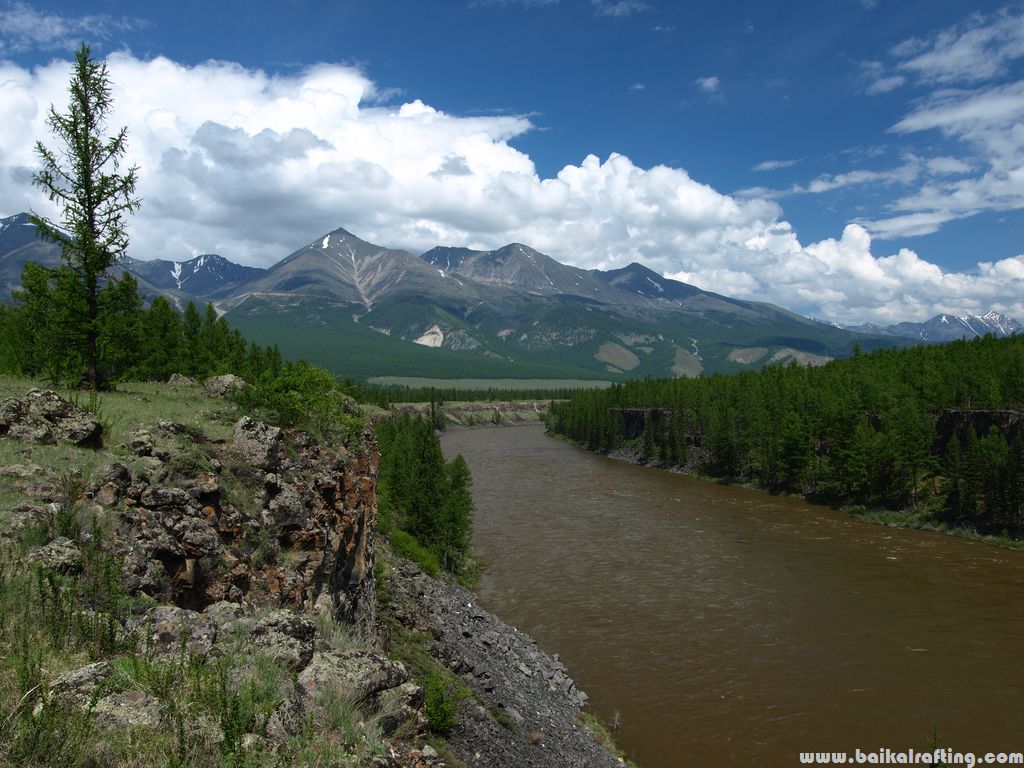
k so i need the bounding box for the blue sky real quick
[1,0,1022,324]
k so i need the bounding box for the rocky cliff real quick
[0,380,625,767]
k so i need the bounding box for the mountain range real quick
[1,212,1019,382]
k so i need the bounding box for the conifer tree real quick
[30,43,140,388]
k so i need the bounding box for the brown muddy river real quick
[441,425,1024,768]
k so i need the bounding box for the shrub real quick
[388,530,441,578]
[423,672,456,735]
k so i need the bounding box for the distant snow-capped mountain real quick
[847,311,1023,342]
[127,254,265,299]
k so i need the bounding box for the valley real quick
[0,213,933,383]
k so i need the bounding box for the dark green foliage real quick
[388,529,441,578]
[548,335,1024,536]
[376,414,475,578]
[1,285,282,387]
[423,672,456,735]
[30,43,141,388]
[232,360,361,437]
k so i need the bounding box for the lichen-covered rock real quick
[27,536,82,574]
[233,417,283,472]
[167,373,198,388]
[93,690,164,729]
[204,374,247,397]
[0,389,104,446]
[297,649,408,711]
[0,395,53,443]
[130,605,217,658]
[264,483,307,528]
[247,610,316,672]
[0,462,44,479]
[376,681,427,735]
[47,661,115,710]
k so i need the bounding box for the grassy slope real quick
[0,377,414,767]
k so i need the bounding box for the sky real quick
[0,0,1023,325]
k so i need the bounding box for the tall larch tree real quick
[30,42,140,388]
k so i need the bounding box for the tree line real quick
[547,336,1024,537]
[375,413,475,580]
[0,279,283,387]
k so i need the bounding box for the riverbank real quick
[388,401,550,428]
[378,555,631,768]
[594,436,1024,552]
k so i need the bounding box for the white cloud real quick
[752,159,799,172]
[926,156,971,175]
[1,52,1022,325]
[0,0,147,54]
[860,61,905,94]
[839,9,1024,245]
[591,0,648,17]
[695,76,720,93]
[796,160,921,195]
[628,82,645,92]
[896,8,1024,85]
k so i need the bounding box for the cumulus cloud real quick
[1,52,1022,325]
[0,0,147,54]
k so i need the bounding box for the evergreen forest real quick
[547,336,1024,538]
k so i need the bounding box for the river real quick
[440,425,1024,768]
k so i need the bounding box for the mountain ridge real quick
[4,211,996,380]
[847,311,1023,342]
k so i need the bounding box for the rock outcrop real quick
[203,374,247,397]
[111,416,379,632]
[0,389,102,446]
[0,385,620,768]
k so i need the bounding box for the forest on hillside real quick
[547,335,1024,537]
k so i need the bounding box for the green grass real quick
[579,711,639,767]
[0,376,406,767]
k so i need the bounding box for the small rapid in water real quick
[441,425,1024,768]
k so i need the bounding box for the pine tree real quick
[30,43,140,388]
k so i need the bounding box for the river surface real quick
[440,425,1024,768]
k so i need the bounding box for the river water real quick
[440,425,1024,768]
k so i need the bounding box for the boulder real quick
[47,661,115,710]
[167,373,198,388]
[93,691,164,729]
[27,537,82,574]
[296,650,408,711]
[203,374,247,397]
[23,389,103,446]
[247,610,316,672]
[264,483,307,529]
[130,606,217,658]
[233,417,283,472]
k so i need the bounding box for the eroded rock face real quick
[113,414,378,635]
[0,390,102,447]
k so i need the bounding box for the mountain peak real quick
[850,310,1023,341]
